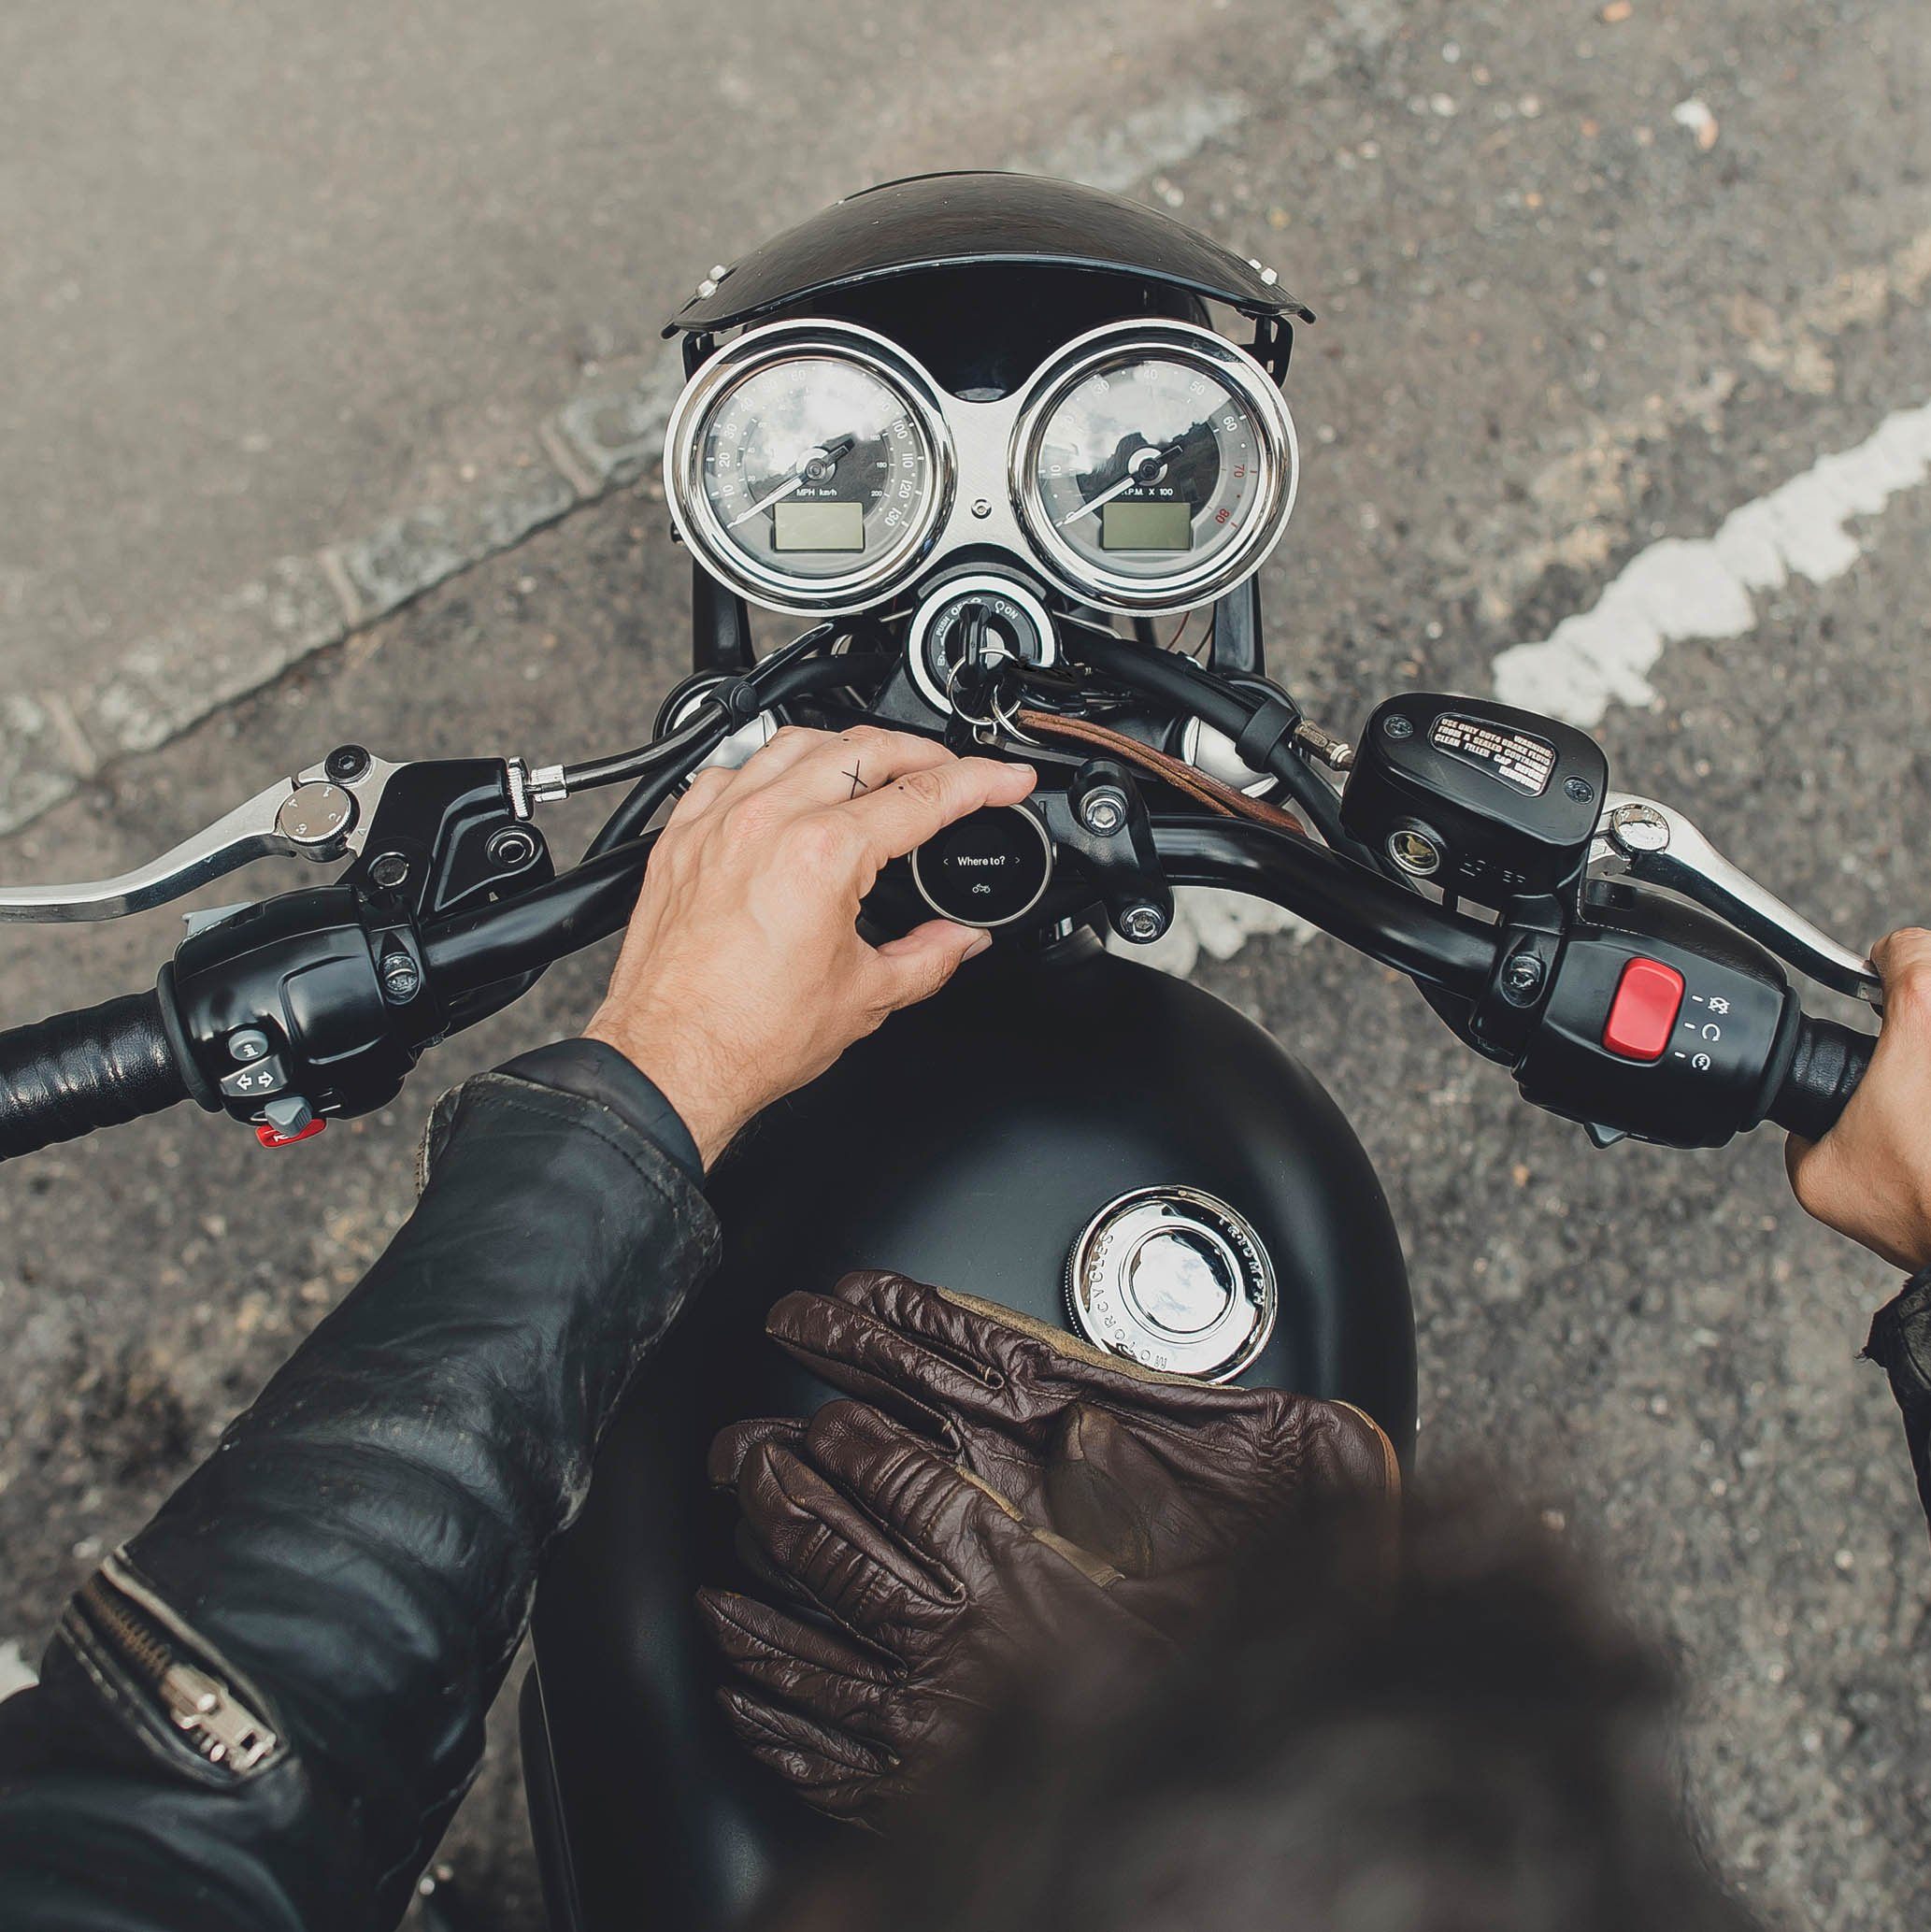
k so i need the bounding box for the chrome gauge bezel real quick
[664,320,957,616]
[664,316,1296,622]
[1010,320,1298,617]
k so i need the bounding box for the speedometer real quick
[665,322,953,614]
[1012,322,1295,614]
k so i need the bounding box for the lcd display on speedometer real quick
[772,500,866,551]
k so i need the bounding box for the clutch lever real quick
[1588,794,1881,1009]
[0,751,405,924]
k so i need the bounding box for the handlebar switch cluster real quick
[165,884,435,1133]
[161,758,553,1141]
[1510,888,1801,1149]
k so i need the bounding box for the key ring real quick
[944,651,1046,748]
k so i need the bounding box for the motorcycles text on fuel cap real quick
[1065,1186,1277,1381]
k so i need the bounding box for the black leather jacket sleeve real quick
[0,1050,721,1932]
[1864,1267,1931,1535]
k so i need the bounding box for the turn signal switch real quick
[1509,889,1811,1149]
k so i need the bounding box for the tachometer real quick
[1013,322,1295,613]
[665,322,953,613]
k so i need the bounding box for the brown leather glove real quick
[702,1277,1399,1823]
[699,1397,1165,1824]
[755,1269,1398,1578]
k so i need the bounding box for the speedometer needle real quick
[728,475,804,527]
[1057,436,1186,527]
[727,435,855,528]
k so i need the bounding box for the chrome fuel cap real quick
[1065,1186,1276,1382]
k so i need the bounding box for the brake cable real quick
[579,625,875,860]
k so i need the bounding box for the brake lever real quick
[1588,794,1881,1009]
[0,750,405,924]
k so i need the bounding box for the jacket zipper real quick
[76,1571,278,1773]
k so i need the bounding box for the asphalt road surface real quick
[2,2,1927,1926]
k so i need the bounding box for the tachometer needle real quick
[1058,472,1138,527]
[1057,436,1185,527]
[727,434,856,528]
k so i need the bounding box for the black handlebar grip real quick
[1768,1013,1877,1141]
[0,989,191,1162]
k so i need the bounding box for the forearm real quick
[0,1050,718,1930]
[1864,1268,1931,1538]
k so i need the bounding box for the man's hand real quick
[1787,928,1931,1274]
[585,725,1035,1167]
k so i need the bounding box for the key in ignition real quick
[908,573,1060,717]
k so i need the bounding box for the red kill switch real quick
[1602,958,1685,1063]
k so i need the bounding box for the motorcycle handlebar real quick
[0,822,1878,1165]
[421,818,1503,1004]
[1768,1013,1876,1141]
[0,988,192,1161]
[1151,820,1500,999]
[422,831,664,992]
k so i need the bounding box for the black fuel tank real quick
[526,931,1412,1932]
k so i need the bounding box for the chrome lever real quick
[0,752,402,924]
[1589,794,1881,1009]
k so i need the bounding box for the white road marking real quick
[1466,226,1931,622]
[1493,399,1931,726]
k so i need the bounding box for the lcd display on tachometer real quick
[1101,499,1193,551]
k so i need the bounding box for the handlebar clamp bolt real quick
[1077,785,1129,837]
[1120,903,1167,944]
[324,744,371,783]
[370,852,410,890]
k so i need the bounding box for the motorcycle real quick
[0,173,1883,1931]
